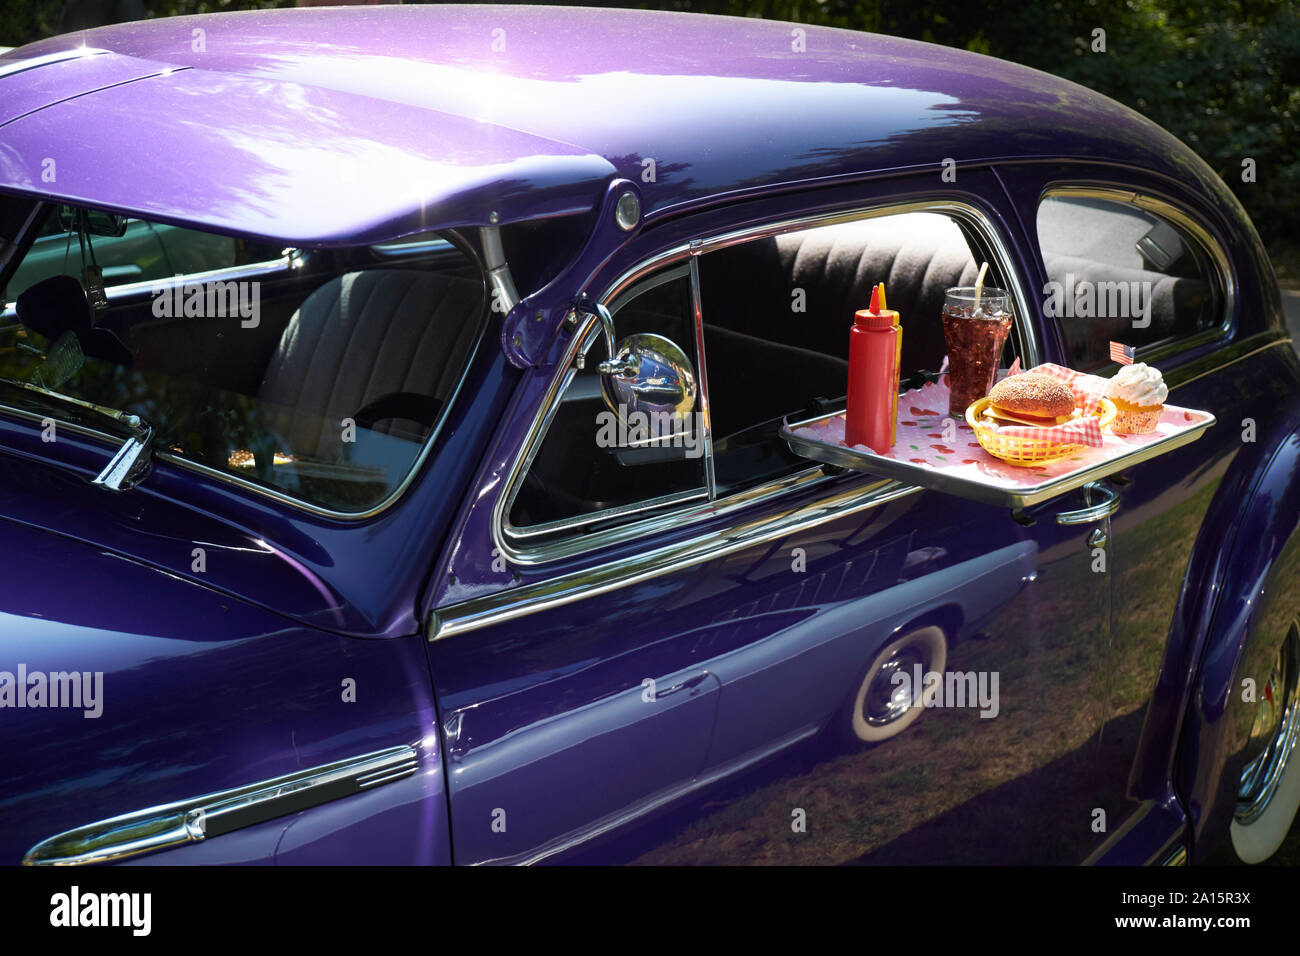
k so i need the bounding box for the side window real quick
[698,211,1023,493]
[506,267,706,537]
[1035,194,1225,371]
[3,204,284,303]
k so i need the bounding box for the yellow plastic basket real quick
[965,396,1116,466]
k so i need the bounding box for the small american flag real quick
[1109,341,1135,365]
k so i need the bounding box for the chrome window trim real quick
[689,255,718,498]
[101,250,302,301]
[371,237,456,257]
[22,744,419,866]
[1,250,300,322]
[506,488,709,542]
[494,197,1040,567]
[1036,186,1235,367]
[501,263,710,544]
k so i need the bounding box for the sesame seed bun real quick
[987,374,1076,419]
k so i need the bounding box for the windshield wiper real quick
[0,376,154,491]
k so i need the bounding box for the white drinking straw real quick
[973,261,990,313]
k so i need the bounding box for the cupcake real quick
[1107,363,1167,435]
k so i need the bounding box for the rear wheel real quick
[840,626,947,745]
[1229,619,1300,863]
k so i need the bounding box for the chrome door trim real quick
[505,488,710,543]
[434,477,920,641]
[22,744,419,866]
[495,197,1038,567]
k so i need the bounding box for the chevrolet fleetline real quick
[0,6,1296,866]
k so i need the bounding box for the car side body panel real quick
[0,515,447,866]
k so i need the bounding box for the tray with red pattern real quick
[781,378,1215,508]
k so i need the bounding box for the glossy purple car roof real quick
[0,5,1226,245]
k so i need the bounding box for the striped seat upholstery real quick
[259,268,483,454]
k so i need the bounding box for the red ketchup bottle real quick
[845,283,901,454]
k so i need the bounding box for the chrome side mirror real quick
[598,332,697,421]
[576,298,698,421]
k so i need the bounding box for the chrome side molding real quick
[0,48,110,80]
[23,744,419,866]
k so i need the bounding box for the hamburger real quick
[983,374,1076,427]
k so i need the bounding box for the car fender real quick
[1175,403,1300,860]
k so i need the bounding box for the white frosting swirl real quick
[1108,363,1167,408]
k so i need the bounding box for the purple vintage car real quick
[0,5,1296,867]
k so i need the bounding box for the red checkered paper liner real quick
[989,362,1112,447]
[1008,362,1110,414]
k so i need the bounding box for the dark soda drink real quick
[941,288,1013,418]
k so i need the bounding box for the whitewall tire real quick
[843,626,948,745]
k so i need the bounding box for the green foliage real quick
[0,0,64,47]
[0,0,290,47]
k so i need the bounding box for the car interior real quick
[509,202,1220,539]
[0,203,489,512]
[0,197,1217,523]
[1036,196,1220,369]
[699,213,996,492]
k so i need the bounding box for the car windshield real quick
[0,202,487,513]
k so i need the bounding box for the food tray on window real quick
[781,379,1216,509]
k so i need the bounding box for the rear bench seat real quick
[697,212,1211,442]
[1040,253,1211,370]
[699,214,979,439]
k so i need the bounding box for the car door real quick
[650,201,1117,864]
[426,267,723,865]
[1009,168,1290,860]
[428,189,1128,865]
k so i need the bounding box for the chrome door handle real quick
[1055,481,1121,525]
[655,672,710,699]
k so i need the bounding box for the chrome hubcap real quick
[1236,620,1299,826]
[863,644,930,727]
